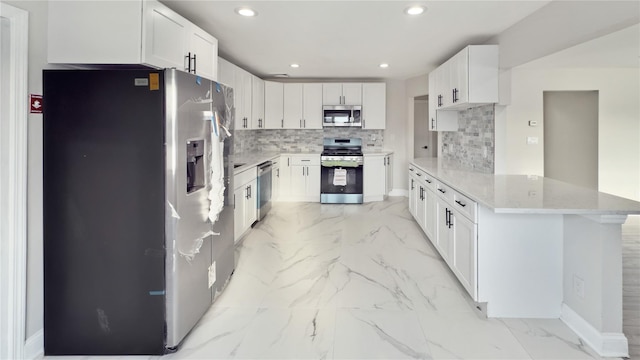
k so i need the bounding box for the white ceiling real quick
[518,23,640,69]
[161,0,553,80]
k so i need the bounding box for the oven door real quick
[320,162,363,204]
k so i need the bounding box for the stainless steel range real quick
[320,138,364,204]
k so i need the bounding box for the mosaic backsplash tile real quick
[233,128,384,154]
[442,104,495,174]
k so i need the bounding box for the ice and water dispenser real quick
[186,140,205,193]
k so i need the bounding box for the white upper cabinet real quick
[48,0,218,81]
[283,83,322,129]
[217,57,234,88]
[322,83,362,105]
[428,45,498,111]
[428,70,458,132]
[361,83,386,129]
[264,81,284,129]
[234,67,253,130]
[302,84,323,129]
[251,76,265,129]
[283,83,304,129]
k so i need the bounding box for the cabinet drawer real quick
[435,181,454,203]
[452,191,477,223]
[235,166,257,189]
[290,155,320,166]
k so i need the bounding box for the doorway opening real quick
[414,95,437,158]
[543,90,599,190]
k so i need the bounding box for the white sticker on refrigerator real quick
[134,78,149,86]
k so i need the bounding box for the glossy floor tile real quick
[47,198,628,359]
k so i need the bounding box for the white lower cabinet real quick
[272,159,281,202]
[234,168,257,243]
[408,164,478,300]
[364,152,393,202]
[278,155,320,202]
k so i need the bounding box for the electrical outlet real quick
[208,262,216,289]
[573,274,585,299]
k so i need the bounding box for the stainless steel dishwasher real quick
[256,161,273,221]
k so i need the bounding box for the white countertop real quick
[234,151,321,174]
[410,157,640,215]
[363,149,394,155]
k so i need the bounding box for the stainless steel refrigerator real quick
[42,69,235,355]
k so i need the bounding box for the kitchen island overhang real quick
[409,157,640,358]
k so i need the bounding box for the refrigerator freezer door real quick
[164,69,215,348]
[43,69,167,355]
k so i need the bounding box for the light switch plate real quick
[527,136,539,145]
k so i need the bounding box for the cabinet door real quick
[265,81,284,129]
[233,186,246,243]
[233,66,246,130]
[451,48,469,105]
[246,179,258,226]
[278,156,292,200]
[322,83,342,105]
[342,83,362,105]
[436,200,453,265]
[290,166,307,197]
[416,185,427,232]
[305,165,321,201]
[251,76,265,129]
[48,1,143,64]
[362,83,386,129]
[283,83,303,129]
[408,175,417,217]
[385,154,393,194]
[241,70,253,128]
[452,211,477,299]
[217,57,234,88]
[364,155,385,201]
[188,25,217,80]
[437,64,451,108]
[428,72,438,131]
[424,188,437,242]
[272,164,281,201]
[142,0,188,70]
[302,84,323,129]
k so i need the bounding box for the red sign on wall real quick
[30,94,43,114]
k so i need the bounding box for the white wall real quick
[502,67,640,201]
[402,74,429,190]
[1,0,49,341]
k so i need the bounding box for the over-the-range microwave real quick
[323,105,362,127]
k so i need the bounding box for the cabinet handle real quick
[192,53,197,74]
[437,94,442,107]
[185,52,191,72]
[416,173,422,177]
[409,168,414,172]
[431,118,435,129]
[411,179,414,190]
[445,208,450,227]
[362,119,366,129]
[288,158,290,166]
[455,200,466,207]
[304,119,306,128]
[452,89,455,103]
[300,119,302,128]
[281,119,284,128]
[233,194,236,209]
[425,179,432,184]
[438,188,446,194]
[448,209,453,229]
[277,169,280,177]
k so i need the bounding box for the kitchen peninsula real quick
[408,157,640,358]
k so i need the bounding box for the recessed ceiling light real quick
[404,5,425,15]
[379,63,389,68]
[235,7,257,17]
[290,63,300,68]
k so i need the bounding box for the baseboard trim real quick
[389,189,408,197]
[560,304,628,358]
[24,329,43,360]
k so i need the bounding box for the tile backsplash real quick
[233,128,384,154]
[442,104,495,173]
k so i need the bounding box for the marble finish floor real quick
[49,198,630,359]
